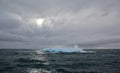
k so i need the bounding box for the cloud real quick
[0,31,26,42]
[0,0,120,49]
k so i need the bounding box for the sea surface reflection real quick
[0,49,120,73]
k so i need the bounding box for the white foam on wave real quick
[39,46,94,54]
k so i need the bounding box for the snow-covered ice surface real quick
[40,46,94,54]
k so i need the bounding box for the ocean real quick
[0,49,120,73]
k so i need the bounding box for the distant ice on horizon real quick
[40,46,94,54]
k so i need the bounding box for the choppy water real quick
[0,49,120,73]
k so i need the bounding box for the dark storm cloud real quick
[0,0,120,49]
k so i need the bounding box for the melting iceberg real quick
[41,46,94,53]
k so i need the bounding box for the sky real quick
[0,0,120,49]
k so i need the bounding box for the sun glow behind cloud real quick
[35,18,45,27]
[31,17,54,28]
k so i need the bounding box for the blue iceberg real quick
[41,46,94,53]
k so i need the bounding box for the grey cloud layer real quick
[0,0,120,49]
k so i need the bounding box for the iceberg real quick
[41,46,94,53]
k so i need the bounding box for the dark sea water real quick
[0,49,120,73]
